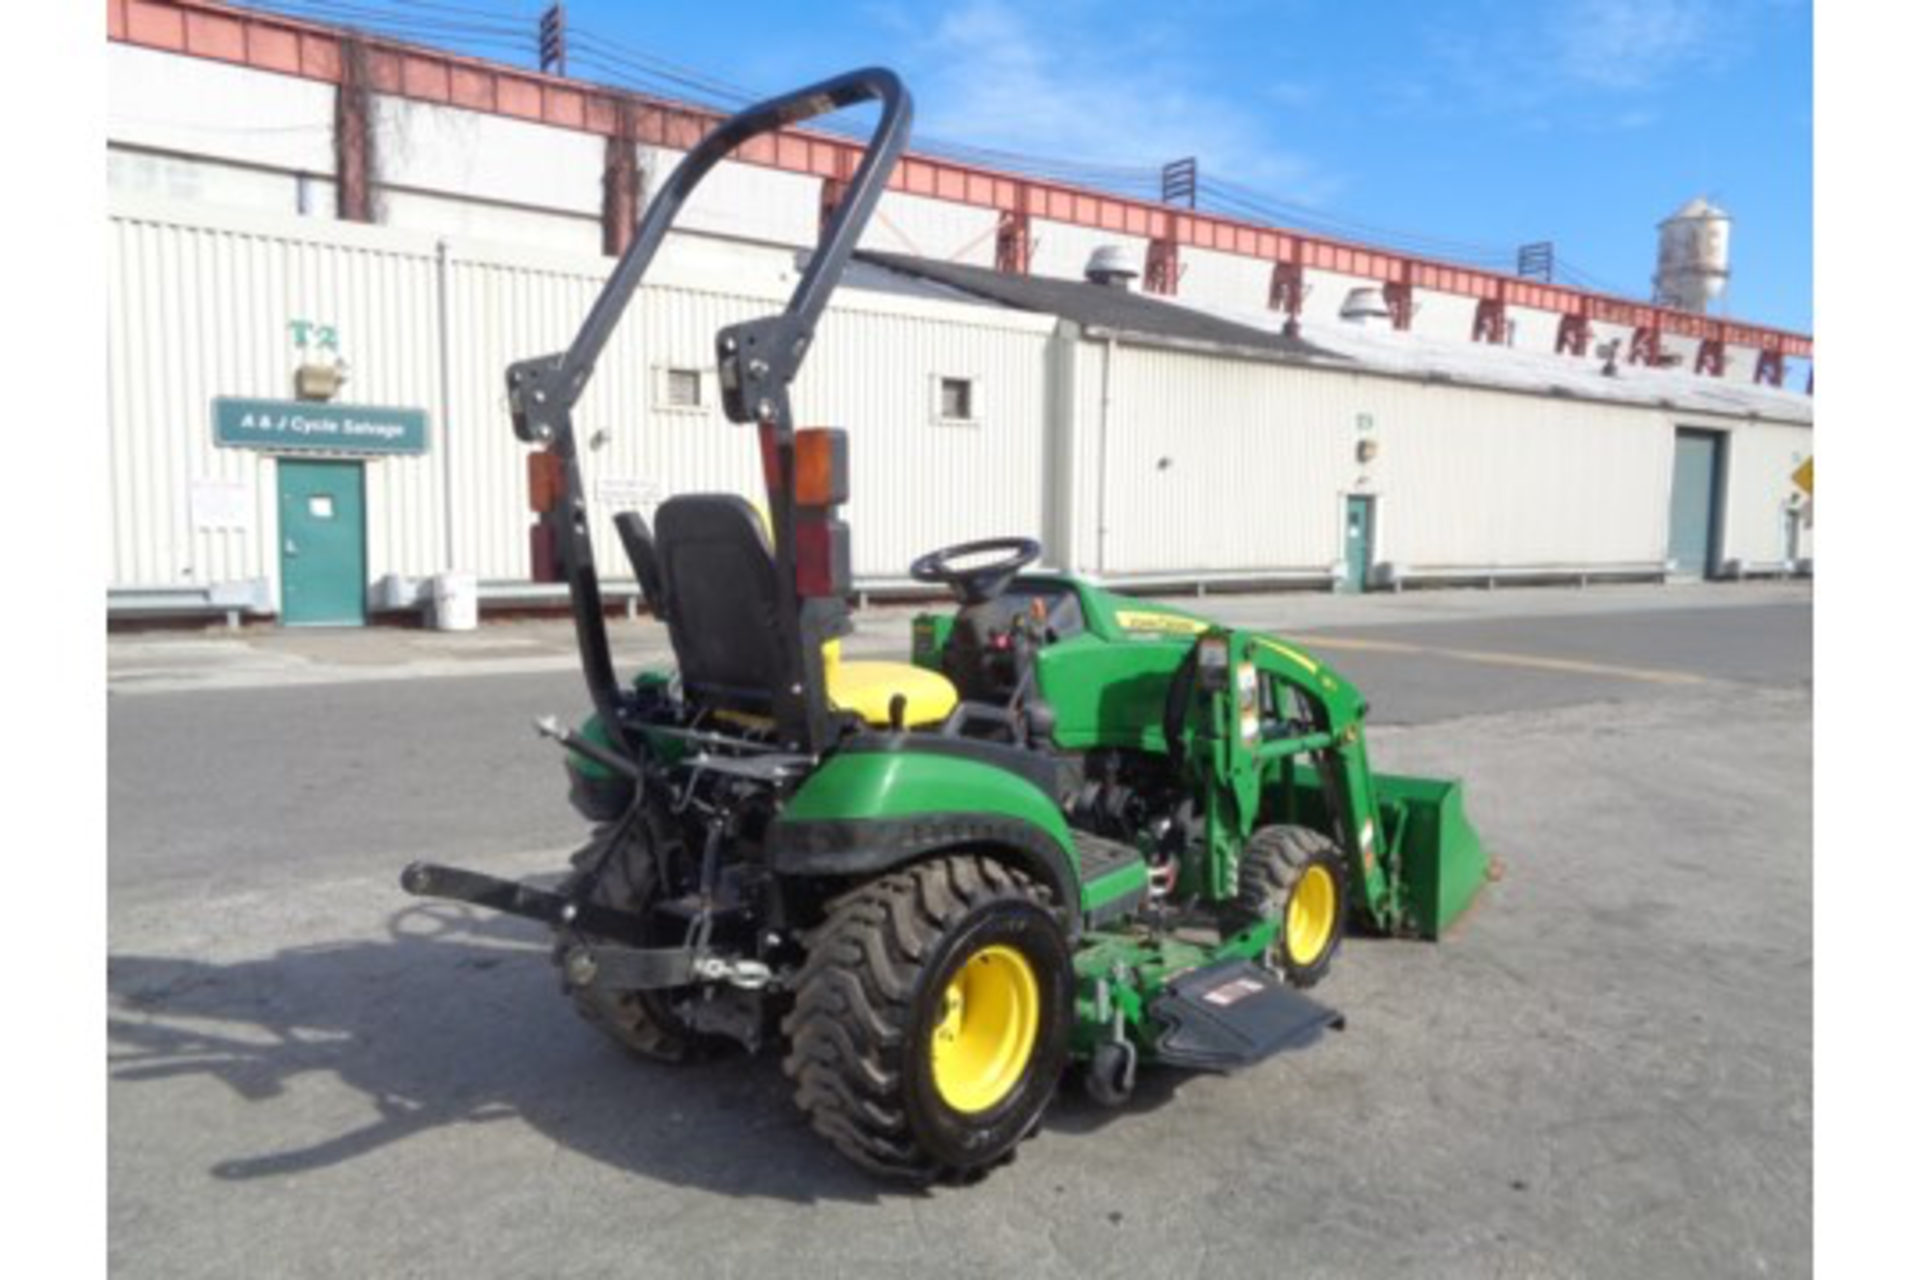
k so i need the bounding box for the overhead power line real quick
[253,0,531,40]
[241,1,1635,285]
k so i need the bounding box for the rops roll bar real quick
[504,69,913,756]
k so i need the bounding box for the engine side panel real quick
[1036,636,1193,753]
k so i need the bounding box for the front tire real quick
[782,854,1072,1183]
[1228,824,1349,989]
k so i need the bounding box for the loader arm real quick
[1188,627,1488,938]
[1181,629,1406,933]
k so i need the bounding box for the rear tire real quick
[1228,825,1349,989]
[782,854,1072,1183]
[554,816,728,1064]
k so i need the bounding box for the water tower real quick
[1653,197,1732,313]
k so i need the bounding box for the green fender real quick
[766,744,1081,911]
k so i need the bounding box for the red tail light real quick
[795,514,850,598]
[527,451,563,513]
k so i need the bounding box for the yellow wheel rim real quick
[930,944,1041,1114]
[1286,865,1338,967]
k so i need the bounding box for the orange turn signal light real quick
[793,428,849,508]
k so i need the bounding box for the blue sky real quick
[334,0,1814,334]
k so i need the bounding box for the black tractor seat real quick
[642,494,958,729]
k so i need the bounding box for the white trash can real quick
[431,571,478,631]
[373,573,419,612]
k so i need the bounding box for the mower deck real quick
[1149,958,1344,1072]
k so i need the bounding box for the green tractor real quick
[402,69,1489,1182]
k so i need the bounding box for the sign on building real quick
[212,397,429,455]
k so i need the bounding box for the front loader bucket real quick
[1375,773,1489,939]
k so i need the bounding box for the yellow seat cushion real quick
[823,641,959,728]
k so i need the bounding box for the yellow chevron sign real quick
[1792,457,1813,496]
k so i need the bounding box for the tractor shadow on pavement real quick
[107,901,1188,1203]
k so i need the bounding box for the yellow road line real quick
[1299,634,1709,686]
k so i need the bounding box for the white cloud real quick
[893,0,1341,204]
[1550,0,1719,91]
[1413,0,1785,130]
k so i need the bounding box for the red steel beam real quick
[1695,337,1726,378]
[1382,261,1413,330]
[994,206,1032,275]
[109,0,1815,360]
[1267,258,1305,338]
[1555,312,1592,357]
[1471,298,1507,345]
[602,99,642,256]
[334,36,372,222]
[1144,222,1181,296]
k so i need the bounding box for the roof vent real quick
[1339,286,1392,326]
[1085,245,1139,291]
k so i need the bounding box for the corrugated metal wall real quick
[107,196,1054,602]
[1067,337,1803,579]
[1065,342,1349,575]
[107,202,447,596]
[1723,421,1815,566]
[1366,379,1671,569]
[107,195,1812,611]
[442,242,1057,581]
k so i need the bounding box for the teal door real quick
[1667,430,1723,578]
[1343,495,1375,593]
[278,459,366,626]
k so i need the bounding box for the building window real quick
[654,366,706,413]
[664,368,703,410]
[936,376,975,423]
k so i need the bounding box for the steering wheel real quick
[909,536,1042,606]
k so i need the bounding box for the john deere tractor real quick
[402,69,1489,1182]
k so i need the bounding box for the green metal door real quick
[1667,430,1723,578]
[1343,495,1375,593]
[278,459,366,626]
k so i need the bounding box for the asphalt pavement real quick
[107,581,1812,1278]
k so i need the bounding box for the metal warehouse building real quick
[105,1,1813,626]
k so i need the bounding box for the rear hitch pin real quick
[692,956,776,990]
[564,947,599,988]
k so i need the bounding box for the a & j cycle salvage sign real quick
[212,397,430,456]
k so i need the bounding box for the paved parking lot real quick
[108,583,1811,1278]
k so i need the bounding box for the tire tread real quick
[554,820,716,1064]
[781,853,1055,1182]
[1227,824,1348,989]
